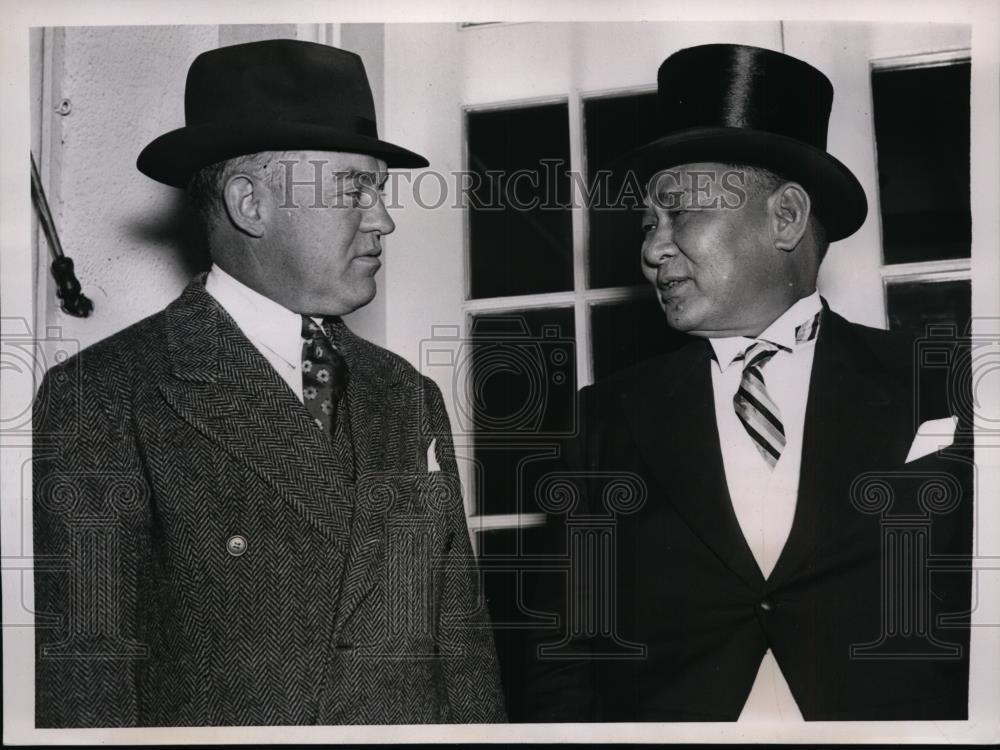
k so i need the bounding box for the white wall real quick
[33,25,218,351]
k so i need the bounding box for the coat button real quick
[758,598,775,613]
[226,535,248,557]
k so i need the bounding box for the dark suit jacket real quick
[522,304,972,721]
[33,279,506,727]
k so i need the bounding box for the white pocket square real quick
[427,438,441,472]
[905,416,958,463]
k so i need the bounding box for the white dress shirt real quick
[204,264,315,403]
[707,291,823,722]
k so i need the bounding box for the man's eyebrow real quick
[651,188,688,209]
[332,168,387,188]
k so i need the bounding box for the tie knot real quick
[301,315,346,347]
[301,315,327,341]
[741,341,779,370]
[300,316,342,372]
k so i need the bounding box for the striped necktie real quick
[732,311,821,468]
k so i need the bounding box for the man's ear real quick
[767,182,811,252]
[222,173,267,238]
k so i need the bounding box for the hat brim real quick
[617,127,867,242]
[137,119,429,188]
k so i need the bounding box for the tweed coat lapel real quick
[157,281,355,546]
[325,318,412,629]
[620,341,766,592]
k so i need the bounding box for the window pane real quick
[476,525,550,720]
[886,278,970,336]
[469,309,576,514]
[584,92,660,288]
[591,297,693,381]
[872,61,970,264]
[467,103,573,298]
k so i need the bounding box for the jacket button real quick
[758,598,775,613]
[226,535,248,557]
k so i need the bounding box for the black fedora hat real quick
[622,43,867,241]
[137,39,429,188]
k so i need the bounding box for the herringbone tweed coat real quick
[33,279,507,727]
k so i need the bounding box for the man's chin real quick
[337,284,377,317]
[660,304,703,336]
[298,285,376,318]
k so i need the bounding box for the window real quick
[466,102,574,299]
[584,91,660,289]
[872,52,971,336]
[464,91,696,526]
[463,91,692,712]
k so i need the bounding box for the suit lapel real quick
[621,342,765,591]
[766,304,895,588]
[331,319,403,478]
[157,282,354,546]
[327,320,410,629]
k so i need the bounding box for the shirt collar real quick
[709,291,823,371]
[204,263,303,370]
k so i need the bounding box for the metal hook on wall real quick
[30,152,94,318]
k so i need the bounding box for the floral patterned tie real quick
[301,316,349,438]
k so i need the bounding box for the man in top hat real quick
[522,44,972,722]
[33,39,505,727]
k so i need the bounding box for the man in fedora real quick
[523,44,972,721]
[33,39,505,727]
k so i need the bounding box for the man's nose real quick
[364,195,396,236]
[642,228,677,268]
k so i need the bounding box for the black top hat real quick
[137,39,429,188]
[623,44,867,241]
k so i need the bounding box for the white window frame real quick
[462,85,659,539]
[871,49,972,327]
